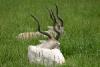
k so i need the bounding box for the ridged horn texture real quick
[55,4,63,27]
[31,14,52,39]
[48,5,64,40]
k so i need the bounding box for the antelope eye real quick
[58,25,60,29]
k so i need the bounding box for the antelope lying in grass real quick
[28,13,65,65]
[16,5,64,40]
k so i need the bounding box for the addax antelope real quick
[16,5,64,40]
[28,14,65,65]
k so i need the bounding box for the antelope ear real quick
[58,42,60,45]
[39,40,46,43]
[47,26,53,29]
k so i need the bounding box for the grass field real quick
[0,0,100,67]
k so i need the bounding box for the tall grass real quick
[0,0,100,67]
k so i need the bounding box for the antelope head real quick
[31,15,61,49]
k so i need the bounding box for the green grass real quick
[0,0,100,67]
